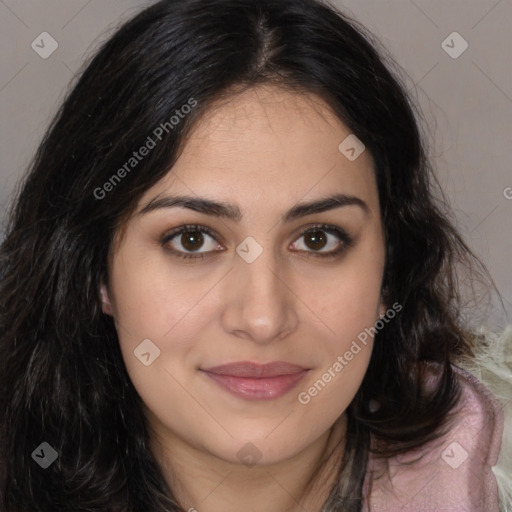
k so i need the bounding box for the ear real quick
[378,299,387,319]
[100,282,113,316]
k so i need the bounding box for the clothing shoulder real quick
[363,336,511,512]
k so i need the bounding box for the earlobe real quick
[378,301,387,319]
[100,283,113,316]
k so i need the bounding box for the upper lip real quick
[201,361,309,378]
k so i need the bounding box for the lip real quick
[203,361,308,378]
[200,361,310,401]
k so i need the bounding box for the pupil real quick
[306,230,326,250]
[182,231,203,251]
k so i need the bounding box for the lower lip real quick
[200,370,309,401]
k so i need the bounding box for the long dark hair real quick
[0,0,496,510]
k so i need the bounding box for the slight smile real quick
[199,361,311,401]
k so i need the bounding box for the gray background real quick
[0,0,510,330]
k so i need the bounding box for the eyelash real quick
[160,223,354,261]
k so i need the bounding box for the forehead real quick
[145,84,377,209]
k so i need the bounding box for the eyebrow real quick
[138,193,370,223]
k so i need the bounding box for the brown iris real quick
[181,231,204,251]
[304,230,327,251]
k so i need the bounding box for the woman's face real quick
[102,85,386,467]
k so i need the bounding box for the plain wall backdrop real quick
[0,0,511,330]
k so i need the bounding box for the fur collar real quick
[456,325,512,512]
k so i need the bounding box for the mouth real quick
[199,361,310,401]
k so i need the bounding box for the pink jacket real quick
[362,364,505,511]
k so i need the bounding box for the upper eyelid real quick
[162,224,221,243]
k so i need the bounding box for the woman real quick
[0,0,510,511]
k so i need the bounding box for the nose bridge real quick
[239,237,285,308]
[223,236,296,342]
[243,247,281,299]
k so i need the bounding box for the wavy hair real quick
[0,0,496,510]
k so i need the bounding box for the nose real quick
[220,243,299,345]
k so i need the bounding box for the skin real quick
[101,84,387,511]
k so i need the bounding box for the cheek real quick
[109,247,210,340]
[297,283,379,431]
[106,253,199,393]
[304,237,384,403]
[316,249,385,344]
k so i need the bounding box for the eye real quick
[160,223,354,261]
[161,224,224,260]
[290,224,353,258]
